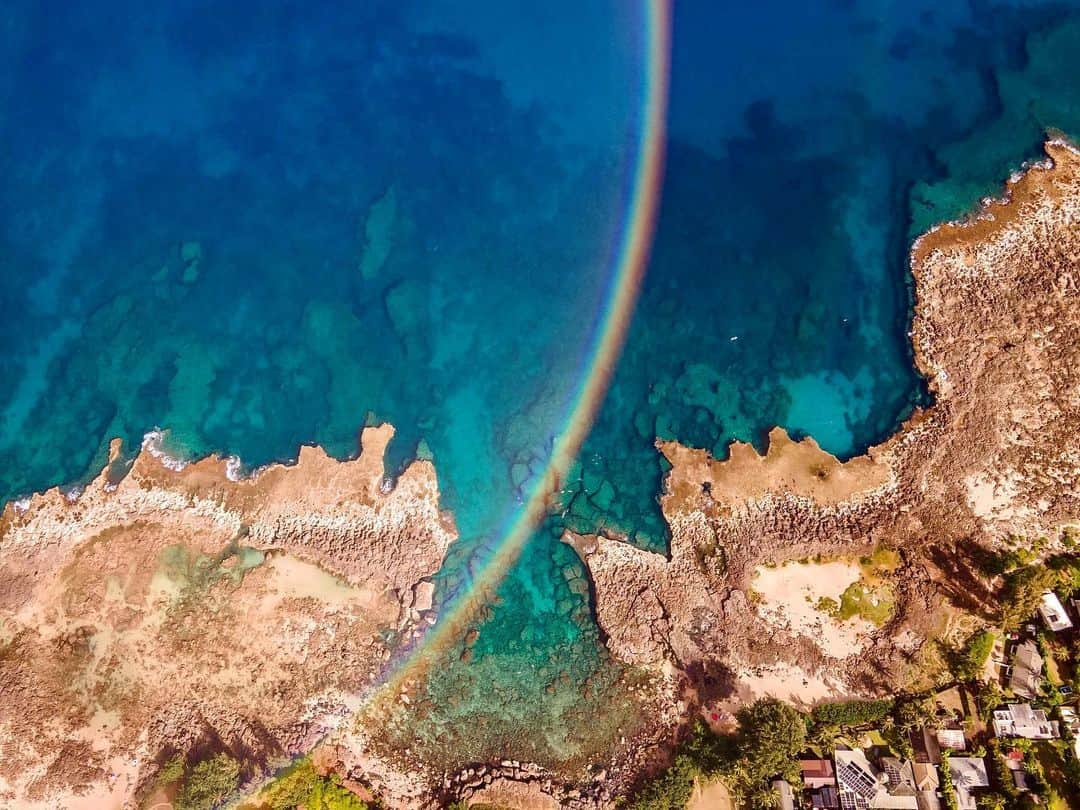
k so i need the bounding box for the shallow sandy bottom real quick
[751,560,874,659]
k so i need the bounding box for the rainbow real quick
[365,0,672,715]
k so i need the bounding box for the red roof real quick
[801,759,835,777]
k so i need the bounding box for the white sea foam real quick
[224,456,244,482]
[12,497,31,514]
[64,486,84,503]
[141,429,189,472]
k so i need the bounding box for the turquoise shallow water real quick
[3,0,1080,770]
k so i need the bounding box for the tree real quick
[1000,565,1057,630]
[735,698,807,784]
[176,753,241,810]
[954,630,996,681]
[894,696,935,732]
[630,755,697,810]
[976,792,1007,810]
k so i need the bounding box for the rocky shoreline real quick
[569,138,1080,750]
[0,424,455,808]
[2,138,1080,809]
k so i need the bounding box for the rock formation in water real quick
[0,424,454,808]
[569,139,1080,709]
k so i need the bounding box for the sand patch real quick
[752,561,875,659]
[688,778,733,810]
[736,662,849,706]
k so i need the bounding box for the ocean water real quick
[3,0,1080,773]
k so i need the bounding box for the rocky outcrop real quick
[570,139,1080,698]
[0,423,455,808]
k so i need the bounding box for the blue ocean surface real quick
[3,0,1080,770]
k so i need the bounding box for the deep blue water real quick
[3,0,1080,768]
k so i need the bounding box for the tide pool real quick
[3,0,1080,772]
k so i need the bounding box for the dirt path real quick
[687,778,733,810]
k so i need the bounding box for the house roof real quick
[992,703,1060,739]
[811,786,840,809]
[802,758,836,778]
[910,727,941,765]
[948,757,988,789]
[911,763,939,791]
[949,757,988,810]
[834,750,919,810]
[1039,591,1073,631]
[880,758,917,795]
[1009,640,1043,698]
[935,729,966,751]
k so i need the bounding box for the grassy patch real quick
[835,581,894,626]
[253,758,369,810]
[859,547,901,582]
[1032,742,1079,810]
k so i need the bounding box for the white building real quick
[1038,591,1073,631]
[992,703,1060,739]
[834,749,918,810]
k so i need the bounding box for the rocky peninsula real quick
[570,138,1080,730]
[0,424,455,808]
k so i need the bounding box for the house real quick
[880,758,918,798]
[1008,640,1043,699]
[801,758,837,789]
[1038,591,1073,631]
[992,703,1060,739]
[772,778,796,810]
[810,785,841,809]
[834,749,918,810]
[947,757,989,810]
[934,729,966,752]
[909,728,941,765]
[911,763,940,810]
[802,758,840,808]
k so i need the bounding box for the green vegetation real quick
[816,581,895,626]
[987,740,1021,804]
[630,723,734,810]
[727,699,806,809]
[953,629,997,681]
[976,793,1007,810]
[1031,741,1080,810]
[157,753,186,785]
[859,547,902,574]
[630,756,698,810]
[940,751,959,810]
[255,757,370,810]
[175,753,241,810]
[734,698,806,777]
[1000,565,1058,631]
[990,551,1080,630]
[977,681,1004,721]
[630,700,805,810]
[811,699,894,728]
